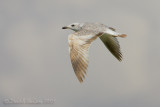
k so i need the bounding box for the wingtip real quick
[76,73,84,83]
[115,55,123,62]
[118,58,122,62]
[78,77,83,83]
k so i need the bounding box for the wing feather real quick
[68,32,102,82]
[99,33,122,61]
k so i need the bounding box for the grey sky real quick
[0,0,160,107]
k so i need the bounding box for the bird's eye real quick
[71,24,75,27]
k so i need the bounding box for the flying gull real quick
[62,22,127,83]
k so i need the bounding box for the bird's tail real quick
[118,34,127,38]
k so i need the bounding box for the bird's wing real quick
[99,33,123,61]
[68,31,103,82]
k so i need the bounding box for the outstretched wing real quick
[68,31,103,82]
[99,33,123,61]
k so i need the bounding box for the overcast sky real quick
[0,0,160,107]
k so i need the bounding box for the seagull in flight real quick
[62,22,127,83]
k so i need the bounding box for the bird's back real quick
[82,22,107,32]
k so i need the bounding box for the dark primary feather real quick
[99,33,122,61]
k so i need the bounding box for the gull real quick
[62,22,127,83]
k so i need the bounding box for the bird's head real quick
[62,23,83,31]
